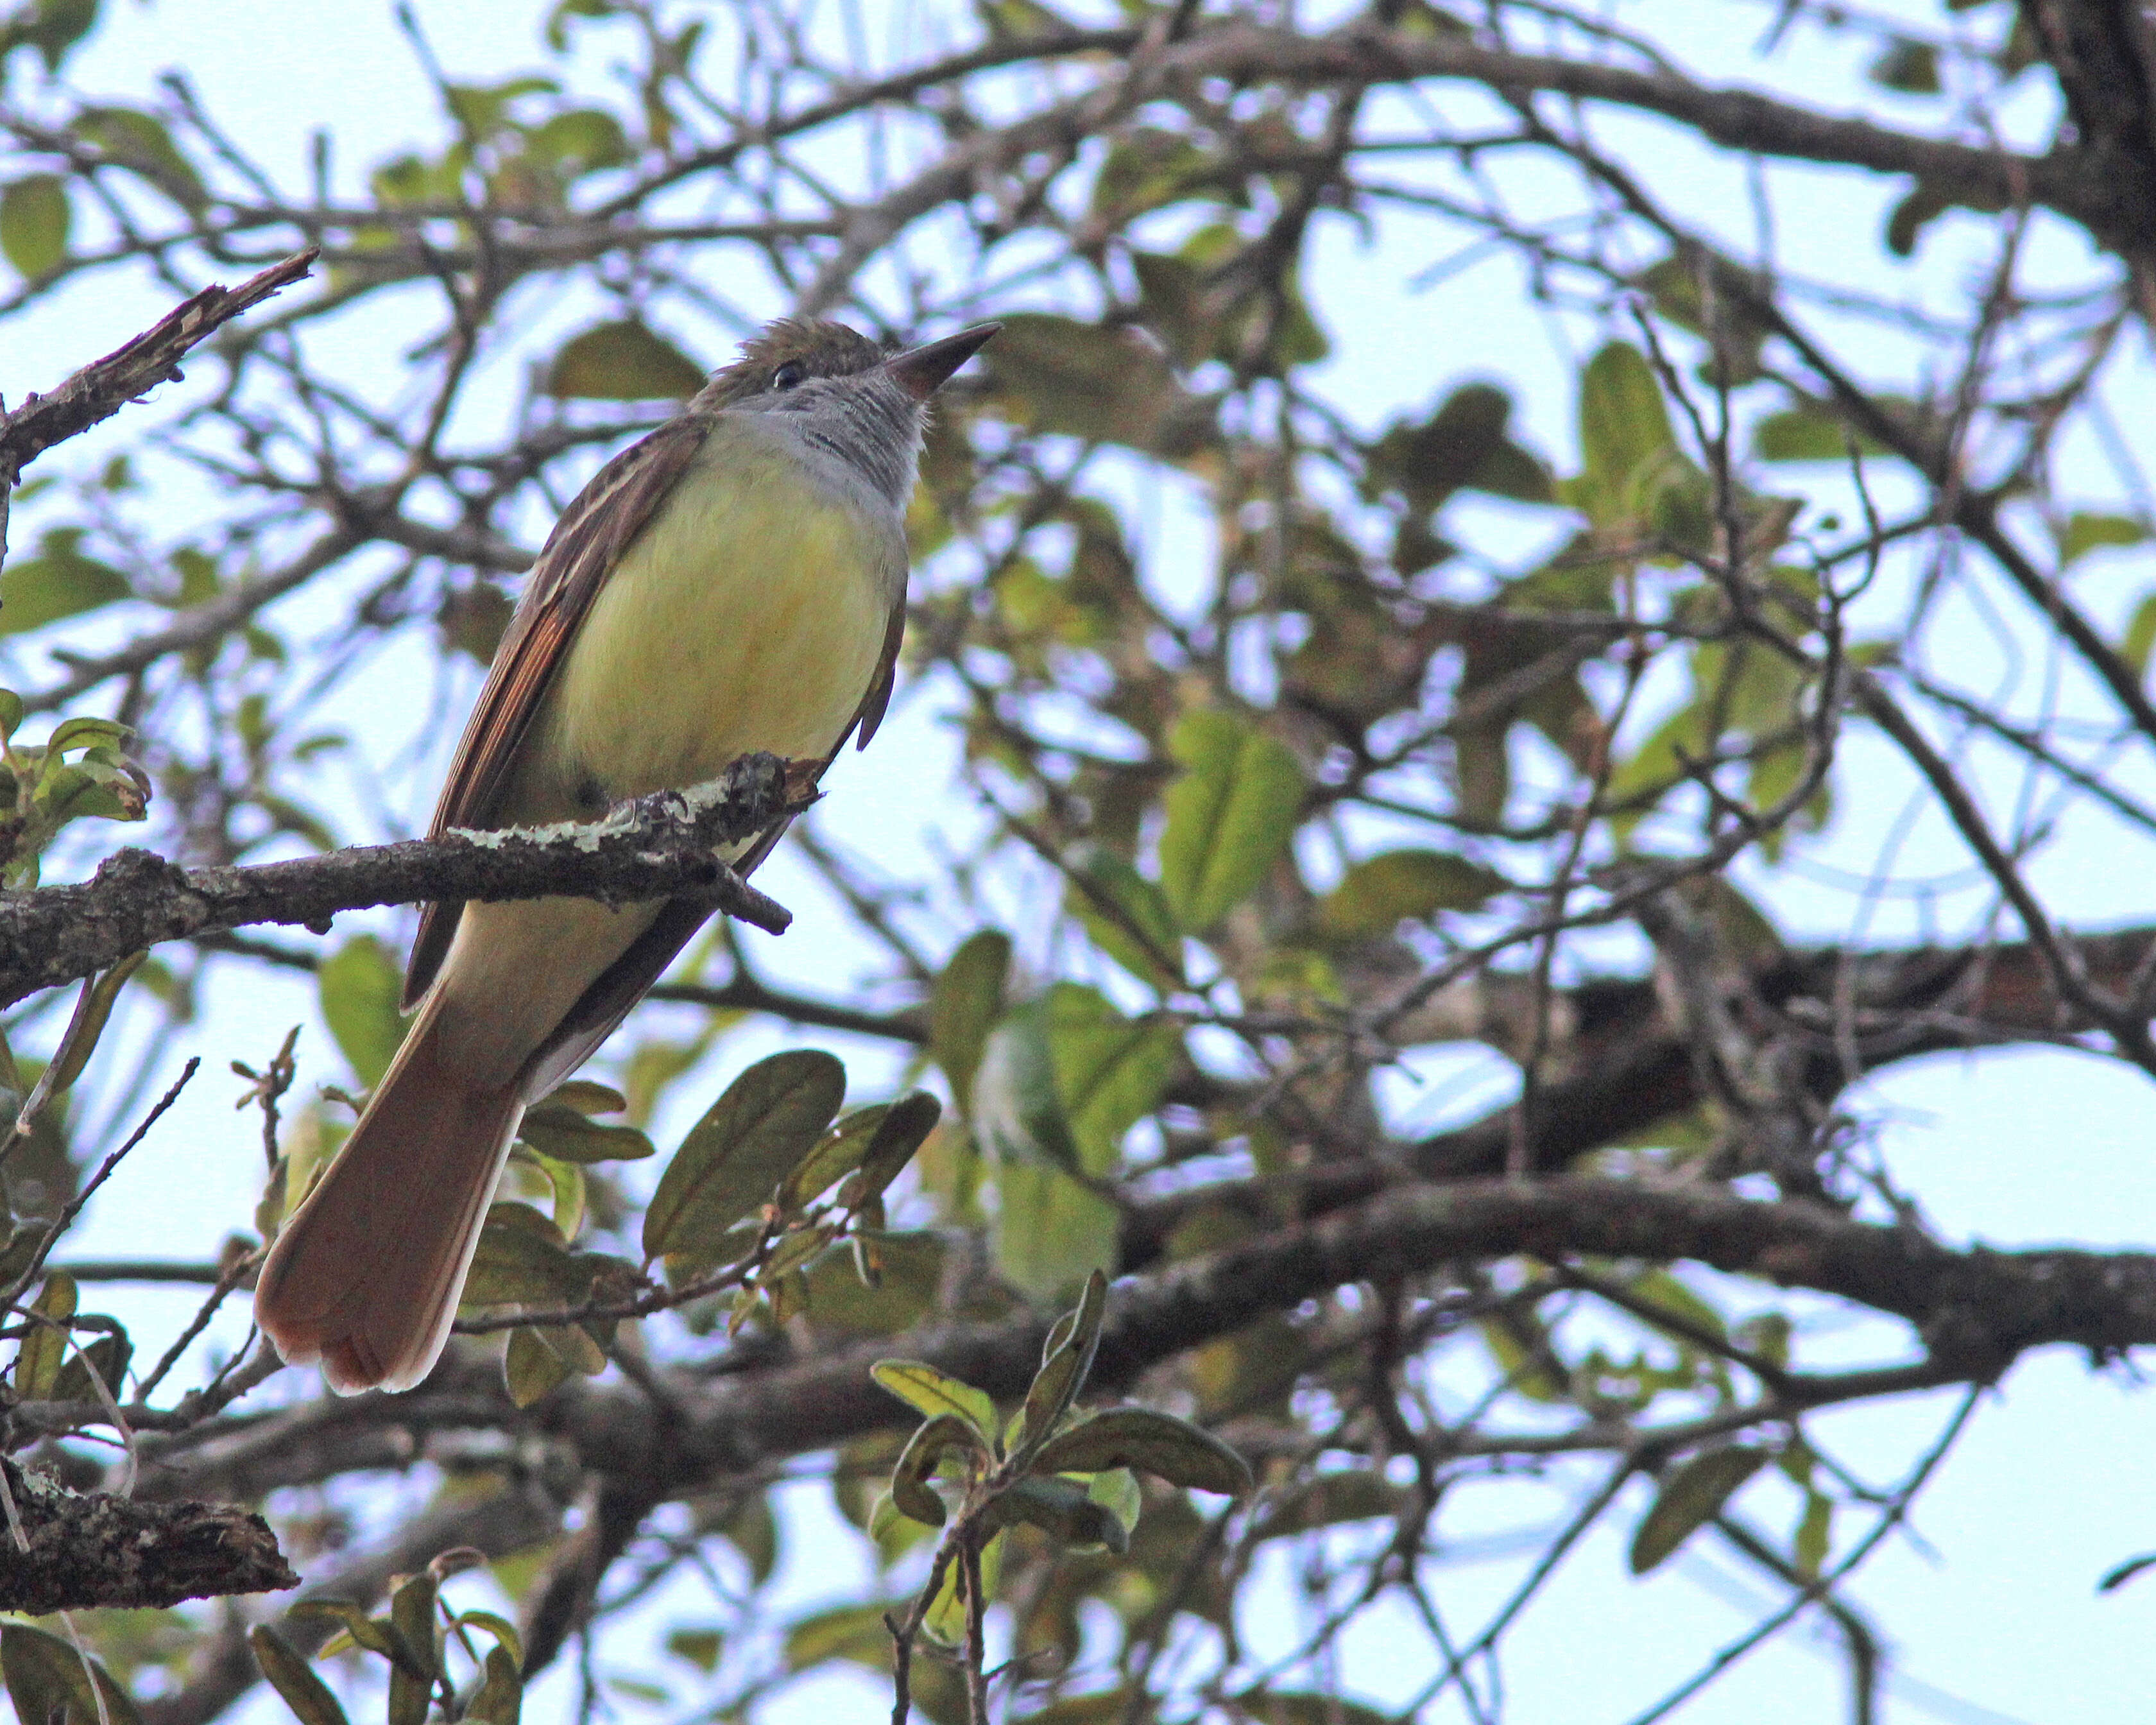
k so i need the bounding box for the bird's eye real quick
[771,360,807,391]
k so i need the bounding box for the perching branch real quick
[0,752,812,1006]
[0,1457,296,1612]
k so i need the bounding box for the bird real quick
[253,316,998,1394]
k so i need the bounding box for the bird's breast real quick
[535,428,899,807]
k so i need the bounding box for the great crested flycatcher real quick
[254,316,998,1395]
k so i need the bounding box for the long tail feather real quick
[255,1007,522,1395]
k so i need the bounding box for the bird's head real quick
[693,316,998,508]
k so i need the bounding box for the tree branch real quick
[0,250,317,567]
[111,1174,2153,1515]
[0,752,810,1006]
[139,1482,562,1725]
[0,1457,296,1611]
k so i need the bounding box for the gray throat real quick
[735,379,923,518]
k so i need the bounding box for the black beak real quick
[886,323,1000,401]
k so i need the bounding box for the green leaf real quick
[51,1321,130,1405]
[1478,1313,1568,1402]
[1869,37,1940,94]
[2059,511,2148,567]
[538,1078,628,1115]
[803,1229,943,1335]
[318,934,407,1090]
[522,1151,585,1238]
[250,1626,350,1725]
[984,312,1203,452]
[1612,1267,1727,1343]
[2125,591,2156,676]
[1738,1310,1793,1369]
[1,1622,144,1725]
[887,1410,989,1525]
[0,0,98,76]
[1158,708,1305,931]
[974,999,1081,1171]
[1,174,69,279]
[988,1473,1129,1552]
[1,526,131,634]
[993,1159,1119,1303]
[452,1611,524,1668]
[1793,1488,1832,1579]
[467,1646,523,1725]
[13,1269,77,1399]
[1011,1690,1145,1724]
[930,929,1011,1115]
[1064,844,1183,986]
[547,319,705,400]
[923,1531,1004,1646]
[643,1050,846,1265]
[528,107,629,174]
[1009,1267,1107,1463]
[1577,341,1675,511]
[1031,1407,1251,1496]
[848,1090,941,1204]
[872,1359,999,1445]
[515,1101,654,1163]
[46,715,132,755]
[1750,407,1883,464]
[1313,850,1507,940]
[782,1600,895,1671]
[461,1203,578,1309]
[1629,1445,1771,1574]
[666,1627,722,1673]
[387,1570,440,1725]
[503,1325,574,1407]
[716,1492,780,1584]
[45,948,146,1094]
[1087,1465,1143,1540]
[1044,984,1178,1177]
[285,1600,402,1665]
[1365,382,1550,510]
[73,106,204,208]
[780,1102,887,1211]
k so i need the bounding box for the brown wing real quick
[849,590,907,751]
[402,415,714,1008]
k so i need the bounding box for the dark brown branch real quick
[0,1457,296,1611]
[792,19,2100,314]
[116,1173,2153,1516]
[0,249,314,484]
[646,975,928,1043]
[0,752,809,1007]
[1213,23,2071,226]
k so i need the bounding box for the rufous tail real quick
[254,1004,522,1395]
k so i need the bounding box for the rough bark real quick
[0,752,809,1006]
[0,1457,297,1611]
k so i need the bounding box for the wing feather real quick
[403,416,713,1006]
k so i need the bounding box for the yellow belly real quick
[525,425,893,812]
[433,424,897,1090]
